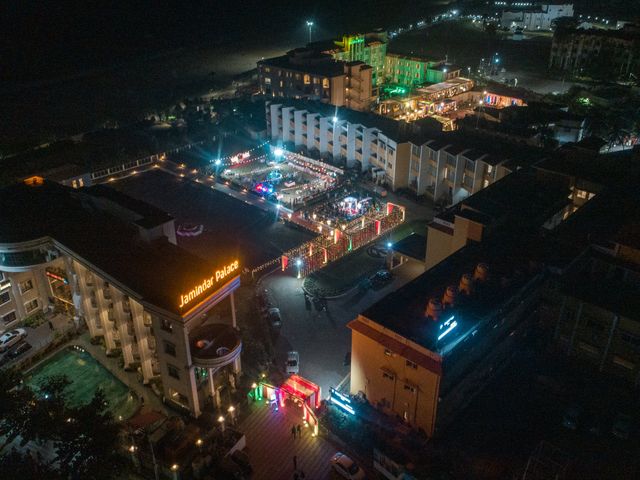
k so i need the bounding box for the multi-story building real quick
[321,31,388,87]
[265,100,440,191]
[384,53,461,86]
[257,48,374,111]
[0,177,242,417]
[548,25,640,78]
[266,100,543,202]
[501,3,574,31]
[349,168,573,437]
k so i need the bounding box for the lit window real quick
[384,348,392,356]
[264,77,271,85]
[161,318,173,333]
[487,165,493,174]
[322,78,330,88]
[304,74,310,84]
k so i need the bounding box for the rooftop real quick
[390,233,426,261]
[361,233,548,354]
[258,50,345,78]
[0,180,238,317]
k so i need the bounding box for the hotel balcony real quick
[189,324,242,370]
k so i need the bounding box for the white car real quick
[330,452,365,480]
[286,351,299,374]
[0,328,27,353]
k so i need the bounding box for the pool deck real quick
[72,334,170,418]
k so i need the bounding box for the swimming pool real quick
[25,347,138,419]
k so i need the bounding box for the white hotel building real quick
[267,100,532,205]
[0,177,242,417]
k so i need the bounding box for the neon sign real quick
[179,260,239,309]
[329,387,355,415]
[437,315,458,341]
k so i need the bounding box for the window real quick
[164,341,177,356]
[576,189,588,199]
[304,74,310,84]
[2,311,17,325]
[161,317,173,333]
[264,77,271,85]
[264,67,271,73]
[403,383,416,393]
[322,78,329,88]
[0,291,10,306]
[406,360,418,369]
[411,144,420,156]
[24,298,38,313]
[487,165,493,174]
[19,279,33,294]
[167,364,180,379]
[312,77,319,84]
[384,348,392,356]
[382,371,395,380]
[483,179,490,188]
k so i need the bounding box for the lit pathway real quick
[240,400,337,480]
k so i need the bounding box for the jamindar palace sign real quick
[179,260,239,309]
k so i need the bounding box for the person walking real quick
[296,424,302,438]
[291,425,297,439]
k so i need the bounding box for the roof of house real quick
[391,233,426,261]
[258,52,345,78]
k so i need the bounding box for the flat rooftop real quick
[361,233,548,355]
[259,53,345,77]
[0,180,235,317]
[112,169,315,269]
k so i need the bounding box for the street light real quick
[171,463,179,480]
[306,20,314,43]
[218,415,225,432]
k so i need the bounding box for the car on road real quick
[0,328,27,353]
[7,341,32,359]
[612,413,633,439]
[330,452,365,479]
[267,307,282,327]
[370,269,393,289]
[286,351,299,374]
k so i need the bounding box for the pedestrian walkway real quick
[240,400,337,479]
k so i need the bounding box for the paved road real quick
[262,260,426,397]
[241,400,338,480]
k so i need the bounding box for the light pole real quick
[171,463,179,480]
[296,258,302,279]
[218,415,226,433]
[228,405,236,425]
[306,20,314,43]
[476,100,484,129]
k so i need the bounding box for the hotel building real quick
[267,100,543,205]
[258,48,374,112]
[384,53,461,86]
[321,32,388,87]
[500,3,574,31]
[0,177,242,417]
[348,169,573,436]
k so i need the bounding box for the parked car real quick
[370,269,393,289]
[286,351,299,374]
[7,341,32,359]
[562,404,583,430]
[0,328,27,353]
[330,452,366,480]
[267,307,282,327]
[612,413,633,439]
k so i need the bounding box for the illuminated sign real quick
[437,315,458,341]
[329,387,355,415]
[179,260,239,309]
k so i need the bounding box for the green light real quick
[348,238,352,251]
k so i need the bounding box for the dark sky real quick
[1,1,449,80]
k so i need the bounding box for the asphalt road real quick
[262,259,426,396]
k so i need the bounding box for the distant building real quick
[501,3,574,31]
[0,177,242,417]
[384,53,461,86]
[549,25,640,78]
[258,48,374,111]
[319,31,388,88]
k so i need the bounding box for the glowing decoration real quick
[178,260,239,309]
[255,182,274,195]
[46,270,68,284]
[437,315,458,341]
[274,147,284,157]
